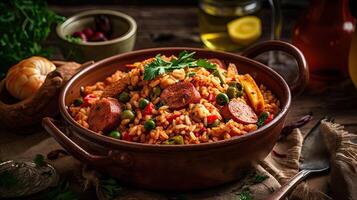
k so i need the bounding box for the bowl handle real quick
[241,40,309,96]
[42,117,132,167]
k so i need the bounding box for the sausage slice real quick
[88,98,122,132]
[221,99,258,124]
[160,81,201,109]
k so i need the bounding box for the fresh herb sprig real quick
[99,178,122,200]
[0,0,65,77]
[143,51,217,80]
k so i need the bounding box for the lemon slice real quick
[227,16,262,46]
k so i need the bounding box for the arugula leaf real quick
[143,51,217,80]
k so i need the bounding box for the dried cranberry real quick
[90,32,108,42]
[82,27,94,38]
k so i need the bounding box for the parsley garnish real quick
[143,51,217,80]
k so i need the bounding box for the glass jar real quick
[198,0,262,51]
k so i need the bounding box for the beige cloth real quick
[12,120,357,200]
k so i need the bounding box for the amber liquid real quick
[292,0,355,81]
[198,0,261,51]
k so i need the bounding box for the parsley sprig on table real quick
[143,51,217,80]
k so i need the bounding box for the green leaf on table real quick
[34,154,46,167]
[100,177,122,200]
[0,171,18,188]
[252,173,268,184]
[237,190,253,200]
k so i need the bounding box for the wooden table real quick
[0,4,356,197]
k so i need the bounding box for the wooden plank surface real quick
[1,4,356,163]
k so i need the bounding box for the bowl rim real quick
[56,9,137,46]
[59,47,291,151]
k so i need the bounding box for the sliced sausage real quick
[208,58,226,69]
[221,99,258,124]
[160,81,201,109]
[88,98,122,132]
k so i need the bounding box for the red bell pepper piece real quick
[122,132,133,141]
[143,102,154,115]
[264,114,274,125]
[167,114,180,123]
[207,114,218,124]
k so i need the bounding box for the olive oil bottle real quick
[198,0,261,51]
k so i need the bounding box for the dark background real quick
[47,0,309,7]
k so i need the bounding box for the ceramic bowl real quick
[43,41,308,190]
[56,9,137,62]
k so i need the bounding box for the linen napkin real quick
[7,119,357,200]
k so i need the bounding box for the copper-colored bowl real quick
[43,41,308,190]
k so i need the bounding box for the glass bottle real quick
[292,0,356,81]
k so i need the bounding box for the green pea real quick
[118,92,130,103]
[216,93,229,105]
[226,86,238,99]
[167,135,184,145]
[139,98,150,109]
[153,86,162,96]
[121,110,135,121]
[144,119,156,131]
[73,98,83,106]
[208,119,220,128]
[108,131,121,139]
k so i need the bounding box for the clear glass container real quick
[198,0,262,51]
